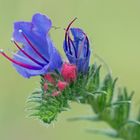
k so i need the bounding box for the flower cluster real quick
[0,13,91,123]
[0,13,90,92]
[42,62,77,96]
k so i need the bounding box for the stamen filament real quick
[68,35,77,58]
[0,50,41,70]
[65,18,77,51]
[13,41,45,67]
[66,18,77,32]
[19,30,49,63]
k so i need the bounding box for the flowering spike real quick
[19,30,49,63]
[0,50,41,70]
[12,40,45,67]
[0,13,138,140]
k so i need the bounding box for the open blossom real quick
[61,63,77,82]
[57,80,68,91]
[0,14,91,79]
[0,13,62,78]
[63,18,90,74]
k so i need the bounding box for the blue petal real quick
[11,13,63,78]
[13,64,47,78]
[13,49,44,78]
[65,52,90,73]
[44,37,63,72]
[13,13,52,42]
[14,44,46,65]
[32,13,52,36]
[71,28,89,58]
[70,28,85,40]
[13,40,62,78]
[13,48,62,78]
[13,23,51,61]
[13,13,53,61]
[13,22,32,44]
[46,47,63,72]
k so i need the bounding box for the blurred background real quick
[0,0,140,140]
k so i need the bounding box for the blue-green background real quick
[0,0,140,140]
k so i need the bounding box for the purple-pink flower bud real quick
[44,74,56,85]
[61,63,77,83]
[57,80,68,91]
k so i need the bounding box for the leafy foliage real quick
[27,63,140,140]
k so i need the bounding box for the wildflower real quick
[63,18,90,74]
[57,80,68,91]
[0,13,62,78]
[61,63,77,82]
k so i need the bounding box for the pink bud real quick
[57,80,68,91]
[61,63,77,83]
[44,74,55,84]
[43,83,48,91]
[52,91,61,97]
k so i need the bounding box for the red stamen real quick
[13,41,44,67]
[19,30,49,63]
[66,17,77,32]
[65,18,77,51]
[0,50,41,70]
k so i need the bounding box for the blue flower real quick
[0,13,63,78]
[63,18,90,74]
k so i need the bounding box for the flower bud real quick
[57,80,68,91]
[63,20,90,74]
[61,63,77,82]
[44,74,55,84]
